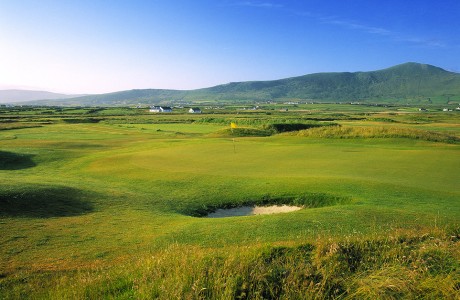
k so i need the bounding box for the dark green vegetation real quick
[0,105,459,299]
[20,62,460,106]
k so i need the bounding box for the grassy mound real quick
[294,125,460,143]
[0,151,36,170]
[182,193,350,217]
[0,185,94,218]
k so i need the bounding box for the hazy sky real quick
[1,0,459,94]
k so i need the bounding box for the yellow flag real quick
[230,122,237,129]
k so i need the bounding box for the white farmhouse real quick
[188,107,202,114]
[150,106,173,113]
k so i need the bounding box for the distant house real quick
[160,106,173,113]
[149,106,161,112]
[188,107,202,114]
[149,106,172,113]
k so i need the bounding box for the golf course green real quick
[1,105,459,299]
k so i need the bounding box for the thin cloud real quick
[320,17,391,36]
[314,14,448,49]
[234,1,283,9]
[399,36,447,48]
[229,2,449,49]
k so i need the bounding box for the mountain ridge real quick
[6,63,460,106]
[0,89,85,103]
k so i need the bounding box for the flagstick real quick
[231,127,236,153]
[230,123,237,153]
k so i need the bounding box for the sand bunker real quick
[206,205,302,218]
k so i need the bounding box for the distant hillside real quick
[21,63,460,106]
[0,90,84,103]
[202,63,460,103]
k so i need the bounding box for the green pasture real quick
[0,108,459,298]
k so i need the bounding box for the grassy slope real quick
[0,110,459,298]
[27,62,460,106]
[202,62,460,103]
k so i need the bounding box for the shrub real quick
[263,123,337,133]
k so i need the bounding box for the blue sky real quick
[1,0,459,94]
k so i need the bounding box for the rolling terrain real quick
[0,105,459,298]
[19,62,460,106]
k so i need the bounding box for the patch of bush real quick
[62,118,101,123]
[212,127,272,137]
[211,122,338,137]
[263,122,337,133]
[371,117,399,123]
[0,124,43,131]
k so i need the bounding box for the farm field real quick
[1,106,459,299]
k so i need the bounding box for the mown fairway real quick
[1,107,459,299]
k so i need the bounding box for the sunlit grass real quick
[2,227,457,299]
[293,125,459,143]
[0,108,459,298]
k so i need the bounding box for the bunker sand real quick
[207,205,302,218]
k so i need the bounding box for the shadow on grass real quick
[0,151,36,170]
[0,186,94,218]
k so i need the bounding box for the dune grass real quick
[0,107,459,298]
[293,125,460,143]
[1,227,458,299]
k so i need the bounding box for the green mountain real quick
[24,63,460,106]
[197,62,460,104]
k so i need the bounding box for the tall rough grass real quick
[210,122,337,137]
[210,127,272,137]
[294,125,460,143]
[2,227,458,299]
[196,116,337,128]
